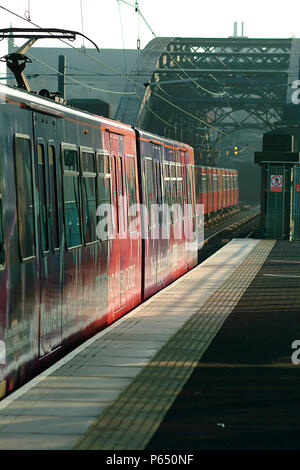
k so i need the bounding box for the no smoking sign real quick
[270,174,283,192]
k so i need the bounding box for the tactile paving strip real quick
[73,239,275,450]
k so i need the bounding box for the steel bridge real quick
[116,37,300,165]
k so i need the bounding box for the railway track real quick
[198,203,260,264]
[204,203,260,242]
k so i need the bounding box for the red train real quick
[194,166,239,220]
[0,82,238,399]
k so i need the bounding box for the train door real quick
[222,170,227,210]
[109,132,126,313]
[144,156,158,288]
[230,171,233,206]
[226,170,230,208]
[33,114,62,357]
[201,168,207,217]
[154,145,163,286]
[188,163,196,267]
[217,169,222,211]
[180,150,190,239]
[181,152,188,207]
[207,168,212,216]
[235,171,239,205]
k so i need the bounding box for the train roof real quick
[0,82,134,133]
[0,83,193,151]
[135,128,193,152]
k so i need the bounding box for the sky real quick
[0,0,300,75]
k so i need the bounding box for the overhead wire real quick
[1,1,285,154]
[119,0,228,97]
[24,0,31,21]
[117,0,128,76]
[4,36,136,95]
[208,72,245,131]
[0,3,228,136]
[79,0,86,50]
[135,8,227,97]
[117,0,230,147]
[0,4,175,130]
[135,0,141,76]
[135,94,176,129]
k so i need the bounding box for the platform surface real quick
[0,238,277,449]
[147,240,300,450]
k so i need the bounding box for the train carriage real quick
[0,83,143,394]
[0,80,238,400]
[136,129,197,300]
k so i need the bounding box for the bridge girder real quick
[115,37,300,165]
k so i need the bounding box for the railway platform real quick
[0,237,299,450]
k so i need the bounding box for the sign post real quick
[254,132,300,240]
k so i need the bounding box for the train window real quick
[186,166,195,227]
[37,144,49,252]
[48,146,59,250]
[188,166,196,232]
[62,147,81,249]
[82,151,96,173]
[163,162,171,222]
[176,165,182,178]
[170,164,177,221]
[145,158,155,227]
[14,136,36,260]
[187,167,192,203]
[125,156,137,229]
[201,173,207,193]
[81,151,97,244]
[97,153,109,174]
[176,165,183,212]
[170,164,176,179]
[97,152,112,240]
[118,157,126,233]
[182,165,187,204]
[155,162,162,205]
[163,162,170,179]
[98,176,111,206]
[0,156,4,265]
[111,156,119,234]
[82,176,97,243]
[213,174,218,192]
[125,156,137,208]
[63,148,78,172]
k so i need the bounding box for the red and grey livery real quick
[0,83,238,399]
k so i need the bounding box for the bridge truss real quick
[116,37,300,165]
